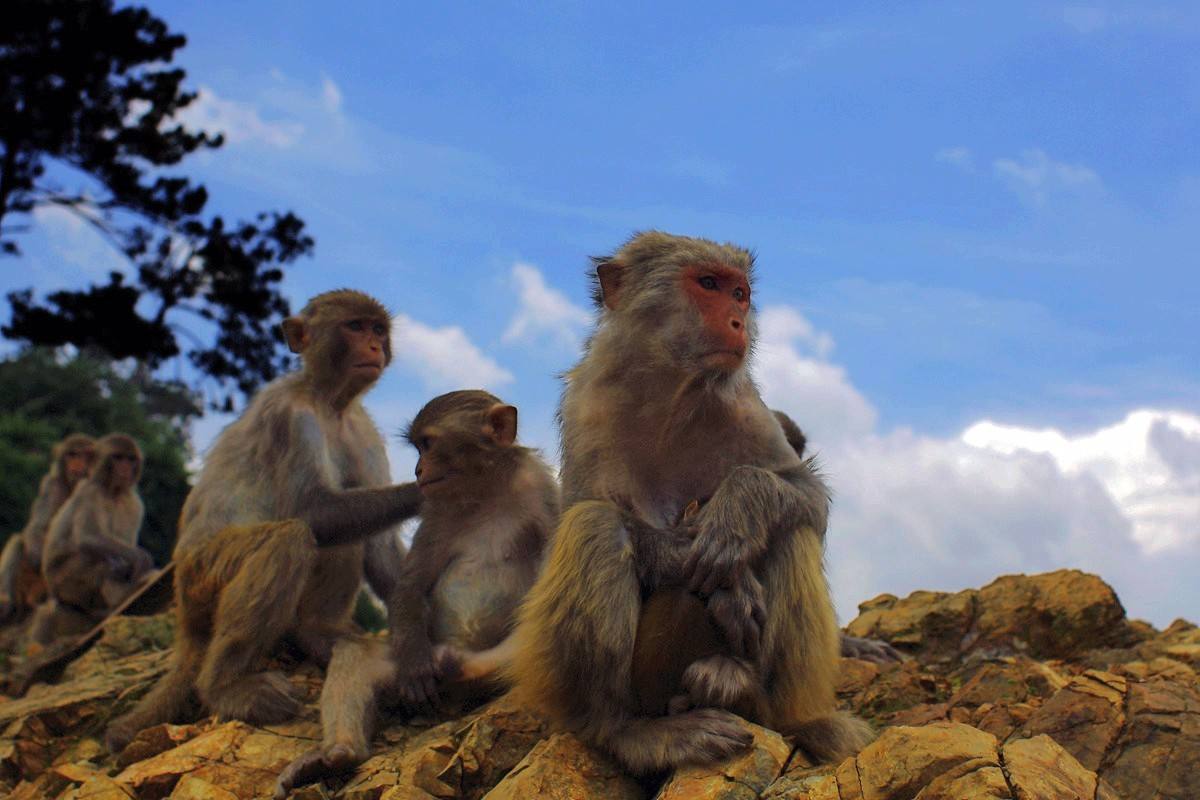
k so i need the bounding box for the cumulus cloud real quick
[392,313,514,391]
[756,306,1200,627]
[176,86,304,148]
[502,263,592,350]
[935,146,975,172]
[754,306,875,445]
[963,411,1200,552]
[992,148,1102,205]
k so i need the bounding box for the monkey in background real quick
[275,391,559,797]
[30,434,150,644]
[0,433,96,623]
[507,231,874,775]
[106,290,420,753]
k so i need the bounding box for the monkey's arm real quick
[363,530,407,605]
[620,509,694,592]
[684,465,828,595]
[21,478,64,566]
[286,411,424,547]
[385,527,447,712]
[73,503,154,577]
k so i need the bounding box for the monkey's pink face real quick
[680,263,751,371]
[109,453,139,488]
[64,450,95,483]
[342,318,391,380]
[412,432,457,496]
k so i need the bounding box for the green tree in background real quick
[0,348,195,564]
[1,0,313,411]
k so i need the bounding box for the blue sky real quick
[4,2,1198,626]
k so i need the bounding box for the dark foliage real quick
[0,0,313,410]
[0,348,196,565]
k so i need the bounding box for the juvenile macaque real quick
[275,391,559,796]
[105,290,420,753]
[507,232,874,775]
[0,434,95,623]
[30,434,150,643]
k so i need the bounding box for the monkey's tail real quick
[105,656,198,753]
[782,711,875,764]
[597,708,756,775]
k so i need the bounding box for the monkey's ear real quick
[484,404,518,447]
[595,261,623,311]
[281,317,308,354]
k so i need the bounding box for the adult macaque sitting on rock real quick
[30,433,151,644]
[105,290,421,753]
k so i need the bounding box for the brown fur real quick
[507,231,874,775]
[0,433,96,622]
[275,391,559,797]
[30,434,149,643]
[105,290,420,754]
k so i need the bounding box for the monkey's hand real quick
[275,743,361,799]
[683,519,753,597]
[391,637,440,715]
[621,510,693,591]
[706,571,767,660]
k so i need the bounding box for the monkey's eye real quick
[698,276,719,291]
[372,323,388,337]
[733,287,747,302]
[419,436,433,451]
[347,320,365,332]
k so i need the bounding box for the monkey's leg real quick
[512,501,753,775]
[196,520,317,724]
[275,637,394,799]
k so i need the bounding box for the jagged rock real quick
[1021,668,1200,800]
[762,723,1115,800]
[846,569,1137,661]
[2,571,1194,799]
[654,721,791,799]
[482,732,644,799]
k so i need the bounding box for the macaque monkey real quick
[0,433,96,623]
[30,434,150,643]
[274,391,559,797]
[105,290,420,753]
[507,231,874,775]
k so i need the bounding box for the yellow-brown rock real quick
[847,569,1135,662]
[482,732,644,800]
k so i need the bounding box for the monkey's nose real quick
[730,318,742,330]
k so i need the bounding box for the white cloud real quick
[755,305,1200,627]
[992,148,1102,205]
[1061,6,1177,34]
[392,313,514,392]
[320,75,343,114]
[502,262,592,350]
[754,306,876,446]
[177,86,304,149]
[31,205,127,278]
[963,411,1200,552]
[935,146,975,172]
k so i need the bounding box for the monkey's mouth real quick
[418,473,452,490]
[354,362,384,372]
[702,350,746,369]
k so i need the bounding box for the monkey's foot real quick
[104,716,139,755]
[610,708,754,773]
[431,643,464,681]
[840,635,905,664]
[274,743,361,799]
[207,671,301,724]
[681,654,757,710]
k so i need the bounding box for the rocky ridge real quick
[0,569,1196,799]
